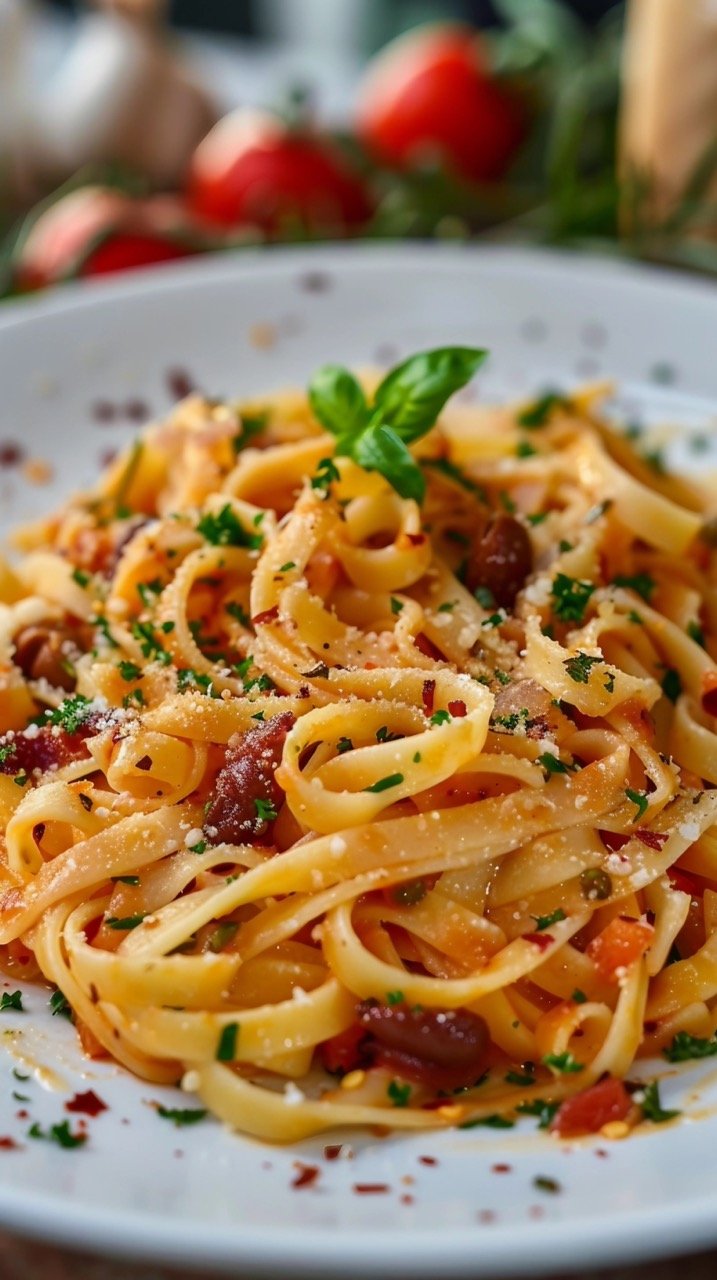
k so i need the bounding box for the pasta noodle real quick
[2,348,717,1144]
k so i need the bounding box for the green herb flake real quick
[612,573,655,601]
[473,586,495,609]
[216,1022,239,1061]
[386,990,405,1006]
[390,597,404,615]
[551,573,595,624]
[105,914,145,931]
[516,440,537,458]
[430,709,451,726]
[663,1031,717,1063]
[533,1175,561,1194]
[0,990,24,1012]
[363,773,404,793]
[156,1105,208,1126]
[527,511,548,526]
[387,1079,411,1108]
[71,568,91,588]
[687,620,706,648]
[311,456,341,492]
[625,787,648,824]
[661,668,682,703]
[336,737,353,754]
[459,1114,515,1130]
[29,1120,86,1150]
[563,652,602,684]
[516,1099,559,1129]
[111,875,140,886]
[254,798,277,824]
[640,1080,680,1124]
[571,989,588,1004]
[532,908,567,931]
[536,753,570,776]
[437,601,456,613]
[208,922,239,953]
[197,504,262,550]
[542,1051,584,1074]
[49,990,71,1019]
[118,660,143,682]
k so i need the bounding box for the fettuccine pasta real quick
[2,348,717,1144]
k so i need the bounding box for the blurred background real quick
[0,0,715,295]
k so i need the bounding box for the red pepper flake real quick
[166,368,197,401]
[98,447,119,469]
[0,441,25,468]
[491,1163,512,1174]
[418,1155,438,1167]
[400,1194,415,1205]
[65,1089,108,1117]
[595,1148,609,1159]
[15,1111,29,1121]
[91,400,117,424]
[415,633,443,661]
[406,533,426,546]
[292,1162,320,1189]
[599,829,630,852]
[701,671,717,718]
[323,1144,343,1161]
[635,828,669,851]
[447,700,467,717]
[353,1183,391,1195]
[422,679,436,716]
[522,931,554,951]
[0,1137,20,1150]
[135,755,153,772]
[252,606,280,626]
[477,1209,496,1224]
[124,399,150,423]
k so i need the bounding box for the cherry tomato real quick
[356,25,525,184]
[187,109,373,235]
[15,186,195,291]
[550,1077,632,1137]
[586,916,654,982]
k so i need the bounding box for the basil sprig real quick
[308,346,487,503]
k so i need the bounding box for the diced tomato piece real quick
[667,866,702,897]
[586,916,653,981]
[319,1022,367,1075]
[550,1077,632,1137]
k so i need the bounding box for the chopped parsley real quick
[156,1105,208,1126]
[640,1080,680,1123]
[516,440,537,458]
[437,601,456,613]
[197,504,262,550]
[459,1114,515,1129]
[473,586,495,609]
[687,620,706,647]
[216,1022,239,1061]
[118,660,143,682]
[526,510,548,525]
[279,561,296,573]
[661,668,682,703]
[111,875,140,886]
[430,709,451,726]
[663,1032,717,1063]
[225,601,250,627]
[516,1099,559,1129]
[571,989,588,1004]
[533,1175,561,1194]
[49,990,71,1019]
[254,797,277,824]
[387,1080,411,1108]
[625,788,648,823]
[0,744,15,765]
[563,652,602,684]
[505,1067,535,1087]
[551,573,595,624]
[542,1051,583,1074]
[131,621,171,666]
[136,578,163,607]
[311,456,340,492]
[123,688,145,709]
[390,597,404,615]
[0,990,24,1012]
[363,773,404,793]
[105,914,145,931]
[208,922,239,952]
[386,990,405,1006]
[45,695,93,735]
[376,726,401,743]
[28,1120,86,1149]
[612,573,655,601]
[536,753,570,776]
[336,737,353,754]
[517,391,568,428]
[532,908,566,931]
[482,612,504,629]
[71,568,91,588]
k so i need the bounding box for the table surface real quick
[3,1229,717,1280]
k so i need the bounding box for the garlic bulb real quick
[33,2,217,189]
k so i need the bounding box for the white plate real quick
[1,244,717,1280]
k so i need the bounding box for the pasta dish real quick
[1,345,717,1144]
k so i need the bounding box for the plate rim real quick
[1,240,717,1277]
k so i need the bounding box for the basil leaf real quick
[354,426,425,503]
[373,347,487,443]
[308,365,369,442]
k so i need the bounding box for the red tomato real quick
[187,109,373,235]
[550,1078,633,1138]
[356,25,525,184]
[15,186,195,291]
[319,1022,367,1075]
[586,916,654,982]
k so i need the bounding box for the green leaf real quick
[354,426,425,503]
[156,1105,208,1126]
[640,1080,680,1124]
[372,347,487,443]
[663,1031,717,1063]
[308,365,369,442]
[49,990,71,1019]
[0,990,24,1012]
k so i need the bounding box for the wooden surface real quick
[2,1231,717,1280]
